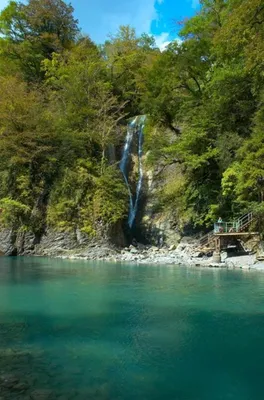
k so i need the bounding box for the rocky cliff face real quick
[122,125,181,247]
[139,162,181,247]
[0,228,86,256]
[0,223,126,257]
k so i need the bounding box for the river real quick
[0,257,264,399]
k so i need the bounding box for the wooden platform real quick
[199,212,259,254]
[214,232,259,237]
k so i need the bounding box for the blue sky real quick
[0,0,200,46]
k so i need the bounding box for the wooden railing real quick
[237,212,254,231]
[199,231,214,247]
[199,212,254,247]
[214,212,254,234]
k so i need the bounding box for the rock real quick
[193,251,203,258]
[13,381,29,392]
[0,374,19,388]
[76,228,89,246]
[177,244,186,252]
[0,229,17,255]
[130,248,138,254]
[208,263,223,268]
[150,246,159,252]
[30,389,53,400]
[181,236,195,244]
[137,243,146,250]
[169,244,176,251]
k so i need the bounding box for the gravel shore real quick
[58,239,264,271]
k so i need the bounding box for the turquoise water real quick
[1,258,264,399]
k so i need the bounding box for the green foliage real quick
[0,198,30,229]
[102,25,159,115]
[47,163,127,236]
[0,1,131,236]
[0,0,79,81]
[92,167,128,226]
[141,0,264,229]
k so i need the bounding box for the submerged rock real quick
[30,389,53,400]
[0,374,19,388]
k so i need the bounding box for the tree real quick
[43,41,129,234]
[0,74,85,238]
[0,0,79,81]
[142,0,263,228]
[102,25,159,115]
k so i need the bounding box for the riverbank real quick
[56,238,264,271]
[1,227,263,270]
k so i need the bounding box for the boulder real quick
[30,389,53,400]
[177,244,186,252]
[192,251,203,258]
[181,236,195,244]
[130,248,138,254]
[12,381,29,392]
[150,246,159,252]
[0,374,21,391]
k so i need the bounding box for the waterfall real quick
[120,118,136,222]
[120,116,145,228]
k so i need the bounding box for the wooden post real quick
[212,236,221,253]
[213,236,221,263]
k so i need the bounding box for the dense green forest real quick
[0,0,263,240]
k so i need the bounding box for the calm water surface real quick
[1,257,264,399]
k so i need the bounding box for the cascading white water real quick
[120,118,136,225]
[128,117,145,227]
[120,116,145,228]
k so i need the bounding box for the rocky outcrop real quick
[34,229,85,256]
[0,225,125,257]
[139,161,181,247]
[0,229,15,255]
[0,228,80,256]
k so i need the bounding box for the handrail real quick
[237,212,254,231]
[200,231,214,246]
[237,211,253,223]
[199,211,254,247]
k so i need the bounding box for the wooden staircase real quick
[199,231,214,248]
[236,212,254,232]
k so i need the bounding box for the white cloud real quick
[154,33,183,52]
[154,32,170,51]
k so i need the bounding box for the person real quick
[216,217,224,233]
[132,238,138,247]
[159,235,164,248]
